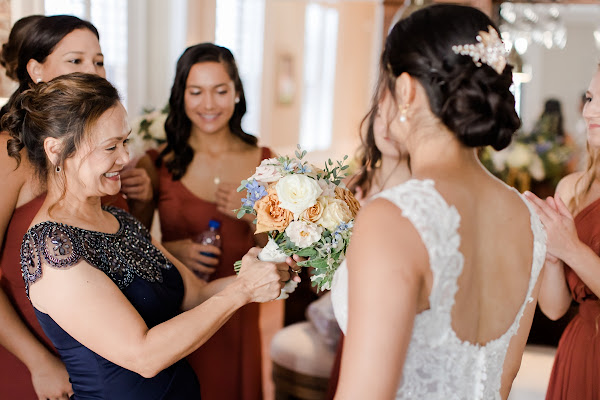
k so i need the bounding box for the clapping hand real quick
[120,167,153,202]
[524,191,579,262]
[215,182,246,219]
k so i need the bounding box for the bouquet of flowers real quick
[234,146,360,295]
[480,127,573,192]
[127,105,169,159]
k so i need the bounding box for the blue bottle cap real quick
[209,219,221,229]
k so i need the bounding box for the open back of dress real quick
[331,179,546,400]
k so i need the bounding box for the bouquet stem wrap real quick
[258,238,298,300]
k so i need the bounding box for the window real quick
[45,0,128,108]
[299,4,339,151]
[215,0,266,136]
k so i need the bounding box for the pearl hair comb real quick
[451,26,507,75]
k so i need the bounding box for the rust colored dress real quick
[0,193,128,398]
[545,197,600,400]
[149,147,271,400]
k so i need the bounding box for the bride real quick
[331,5,546,400]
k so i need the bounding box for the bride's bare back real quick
[332,173,544,400]
[433,171,542,397]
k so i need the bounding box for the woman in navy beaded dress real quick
[2,73,298,400]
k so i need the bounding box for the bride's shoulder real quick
[375,178,438,197]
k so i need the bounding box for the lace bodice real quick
[20,206,173,298]
[331,179,546,400]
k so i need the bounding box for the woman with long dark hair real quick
[144,43,272,400]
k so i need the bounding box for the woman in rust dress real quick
[145,43,271,400]
[525,64,600,400]
[0,16,151,399]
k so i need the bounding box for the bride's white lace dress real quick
[331,179,546,400]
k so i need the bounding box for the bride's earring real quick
[399,104,410,123]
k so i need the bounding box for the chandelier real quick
[499,2,567,54]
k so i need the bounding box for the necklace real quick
[375,162,402,193]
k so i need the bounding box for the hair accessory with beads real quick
[451,26,507,75]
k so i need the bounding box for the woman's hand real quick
[215,182,246,219]
[524,191,580,261]
[30,353,73,400]
[120,167,153,202]
[236,248,301,303]
[163,239,221,279]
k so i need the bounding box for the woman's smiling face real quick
[63,103,130,198]
[183,61,237,136]
[584,68,600,149]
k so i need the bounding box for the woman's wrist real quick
[559,239,589,269]
[219,278,253,307]
[22,344,56,372]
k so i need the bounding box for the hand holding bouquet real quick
[235,146,359,294]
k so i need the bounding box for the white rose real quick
[251,158,283,183]
[506,143,532,169]
[285,220,323,248]
[528,154,545,181]
[148,112,167,141]
[275,174,323,216]
[126,133,149,159]
[317,198,352,231]
[258,238,288,262]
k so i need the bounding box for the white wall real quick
[520,5,600,135]
[260,0,382,164]
[128,0,189,115]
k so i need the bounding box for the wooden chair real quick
[270,321,337,400]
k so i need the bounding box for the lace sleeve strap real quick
[372,179,460,253]
[20,223,82,298]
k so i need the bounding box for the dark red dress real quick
[149,147,271,400]
[546,197,600,400]
[0,193,128,398]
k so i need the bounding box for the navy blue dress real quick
[20,207,201,399]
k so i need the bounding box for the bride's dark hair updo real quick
[380,4,520,150]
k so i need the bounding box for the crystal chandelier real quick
[499,2,567,54]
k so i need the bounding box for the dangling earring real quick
[399,104,409,123]
[55,165,61,173]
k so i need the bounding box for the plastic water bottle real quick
[194,219,221,281]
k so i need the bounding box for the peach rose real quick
[301,197,326,223]
[253,188,294,234]
[335,187,361,218]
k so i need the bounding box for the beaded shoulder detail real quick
[20,206,173,298]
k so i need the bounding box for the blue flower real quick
[242,180,268,208]
[283,160,296,172]
[334,221,354,235]
[242,197,255,207]
[298,163,312,174]
[535,142,553,154]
